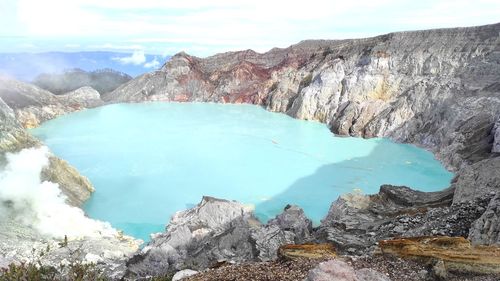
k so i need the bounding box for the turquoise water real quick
[31,103,453,241]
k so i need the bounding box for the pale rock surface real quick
[305,259,390,281]
[172,269,199,281]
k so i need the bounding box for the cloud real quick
[0,147,118,239]
[3,0,500,56]
[112,50,147,65]
[143,57,160,69]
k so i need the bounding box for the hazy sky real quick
[1,0,499,56]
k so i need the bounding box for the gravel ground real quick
[184,258,324,281]
[184,255,500,281]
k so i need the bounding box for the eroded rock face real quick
[41,156,94,206]
[251,205,313,261]
[493,118,500,153]
[315,185,494,254]
[125,197,261,278]
[0,77,103,128]
[125,198,314,279]
[378,236,500,275]
[452,157,500,203]
[470,194,500,245]
[105,23,500,172]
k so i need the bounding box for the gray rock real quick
[493,118,500,153]
[172,269,198,281]
[452,157,500,203]
[0,77,103,128]
[125,197,261,278]
[251,205,312,261]
[316,185,454,252]
[125,198,315,279]
[470,194,500,245]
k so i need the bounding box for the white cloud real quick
[143,57,160,69]
[4,0,500,56]
[112,50,147,65]
[0,147,118,239]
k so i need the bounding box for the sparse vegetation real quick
[0,245,106,281]
[300,73,313,89]
[0,261,106,281]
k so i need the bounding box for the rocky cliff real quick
[0,77,103,129]
[103,23,500,277]
[0,78,140,277]
[105,22,500,214]
[0,77,101,205]
[105,23,500,169]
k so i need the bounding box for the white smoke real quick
[0,146,118,239]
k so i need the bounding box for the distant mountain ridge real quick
[33,68,132,95]
[0,51,168,81]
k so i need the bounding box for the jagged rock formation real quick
[0,76,140,278]
[104,23,500,249]
[125,197,313,279]
[470,194,500,245]
[0,97,94,206]
[316,185,493,254]
[0,77,103,128]
[493,118,500,153]
[104,23,500,170]
[33,68,132,95]
[1,23,499,280]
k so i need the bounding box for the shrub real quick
[300,73,313,89]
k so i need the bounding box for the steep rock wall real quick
[104,23,500,205]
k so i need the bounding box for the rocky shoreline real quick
[1,22,499,280]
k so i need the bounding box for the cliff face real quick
[0,78,100,206]
[105,23,500,204]
[0,77,103,129]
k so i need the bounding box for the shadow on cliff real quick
[254,140,453,225]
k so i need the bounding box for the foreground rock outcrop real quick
[314,185,497,254]
[125,197,313,279]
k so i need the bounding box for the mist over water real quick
[30,103,453,241]
[0,147,117,239]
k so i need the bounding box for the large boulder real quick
[125,198,314,279]
[125,197,261,278]
[251,204,313,261]
[316,185,455,253]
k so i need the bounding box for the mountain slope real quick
[33,68,132,95]
[105,23,500,214]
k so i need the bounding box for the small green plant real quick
[300,73,313,89]
[0,244,107,281]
